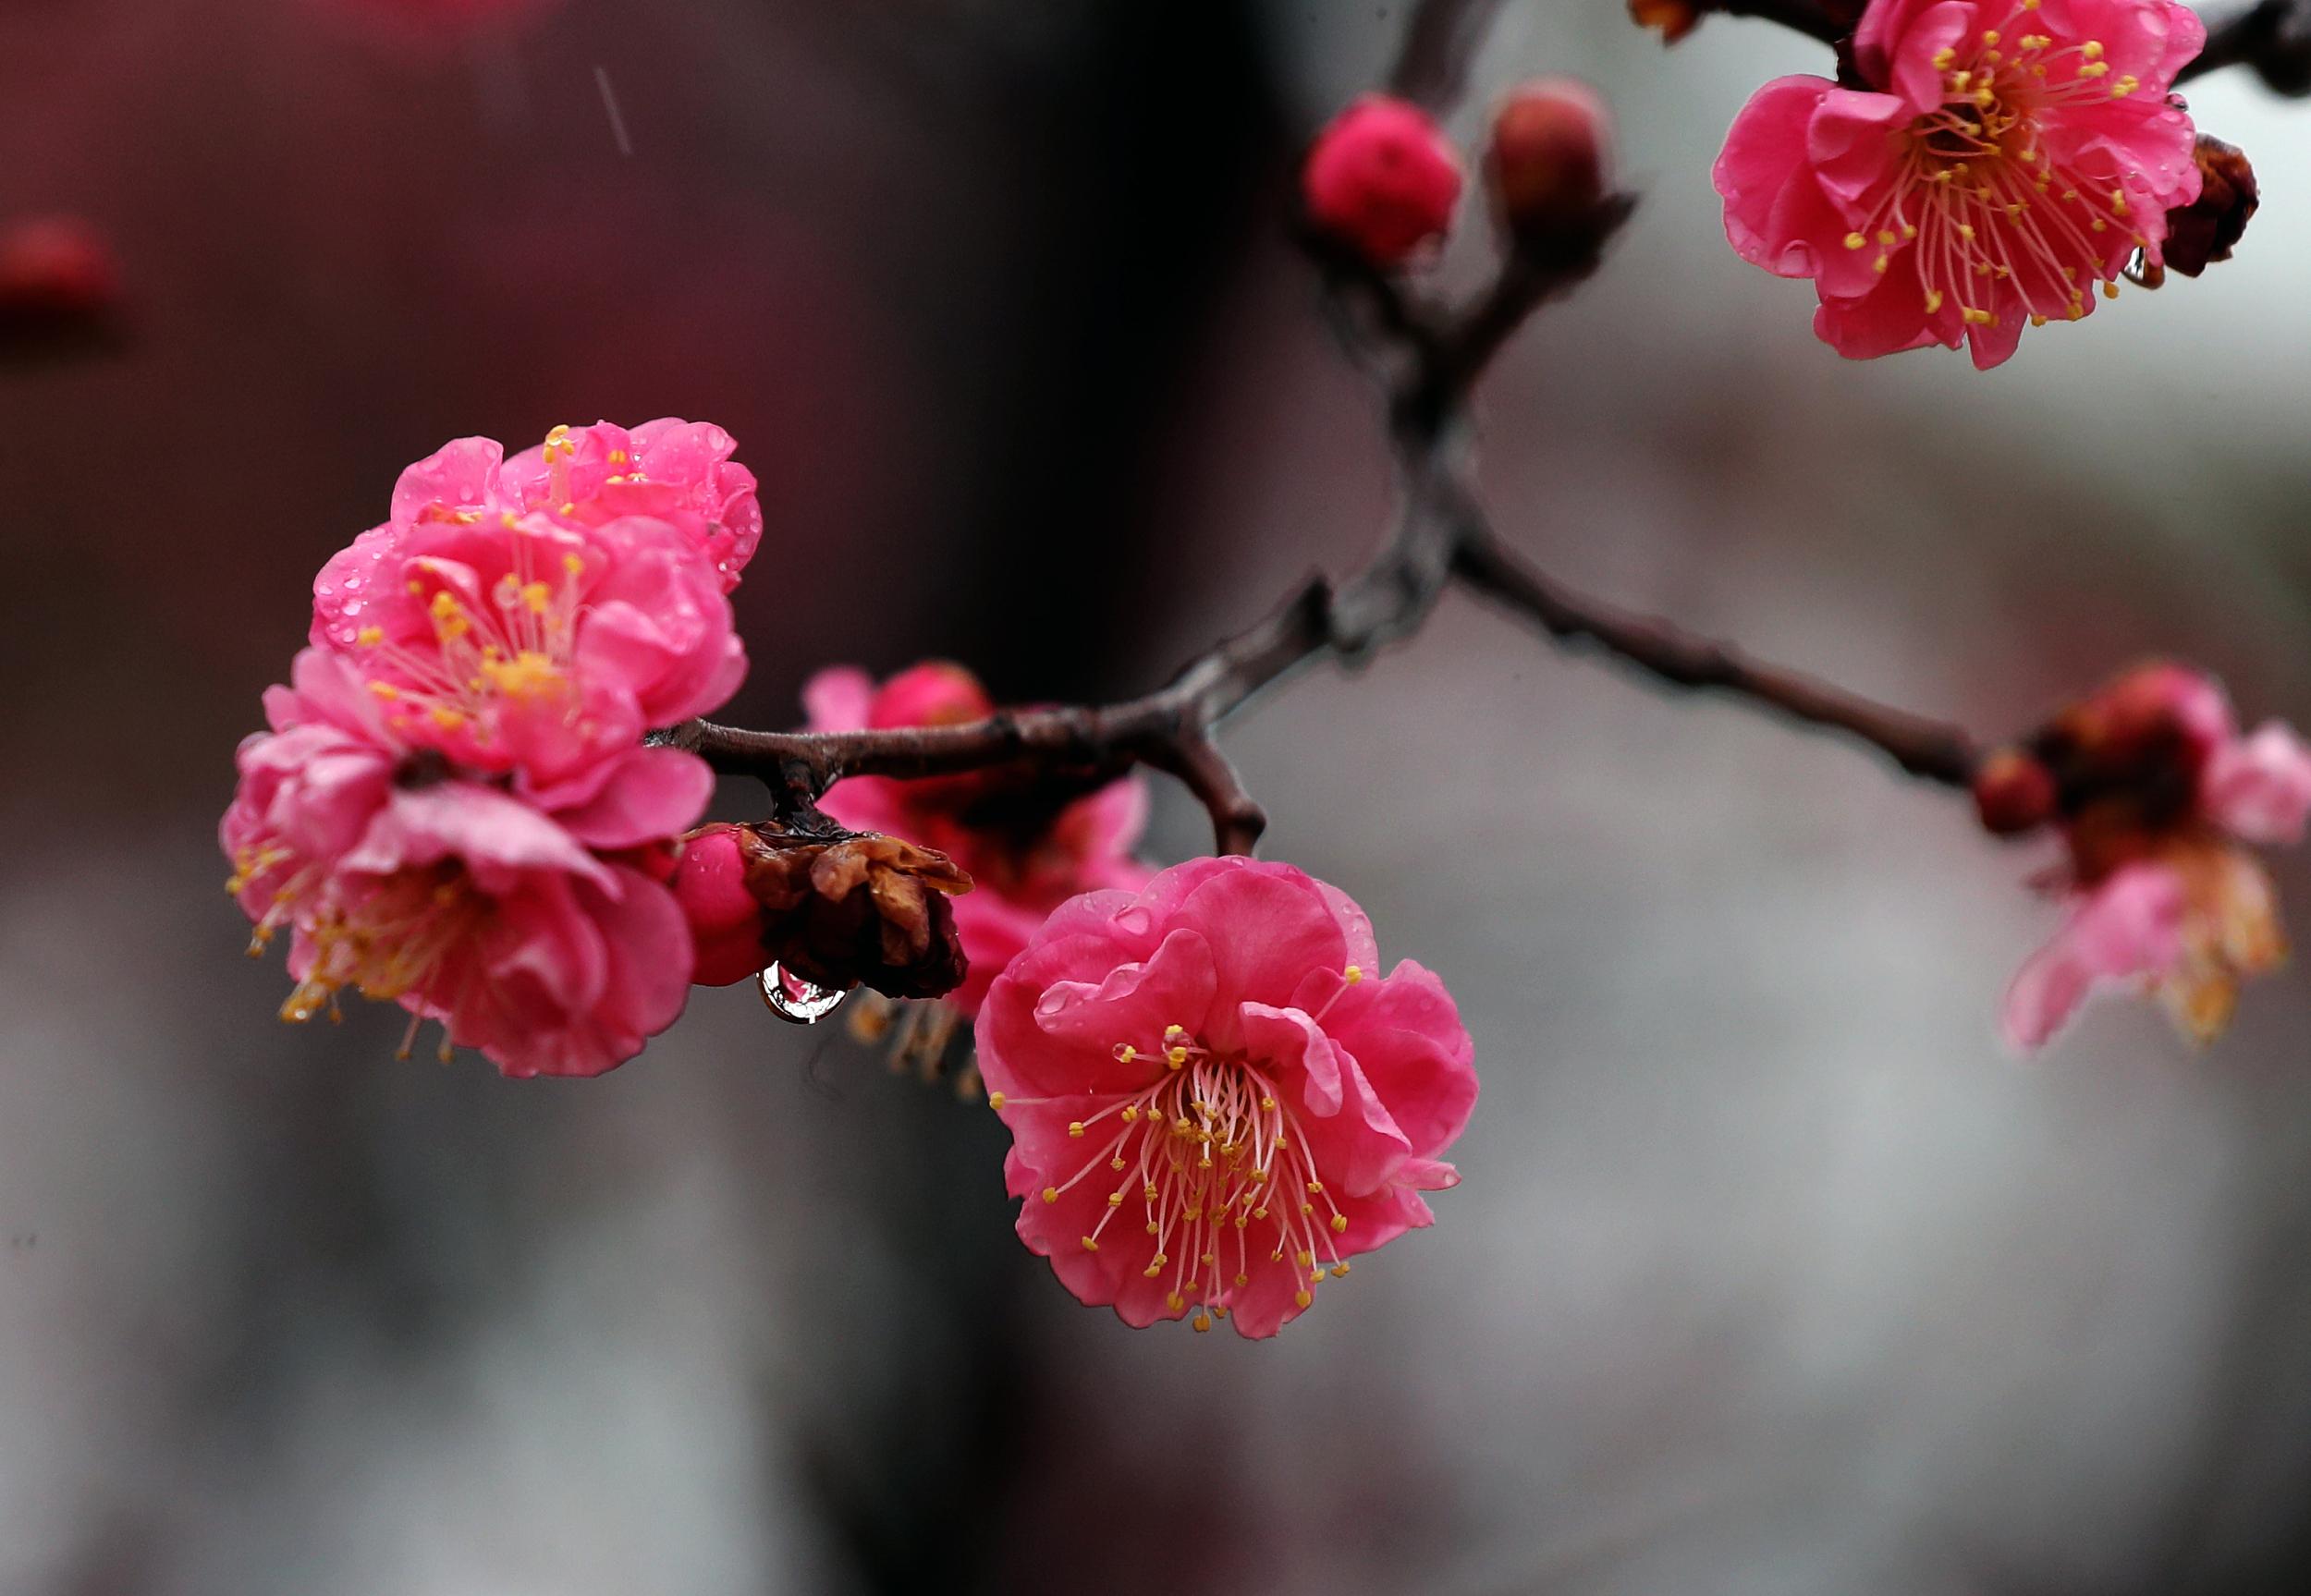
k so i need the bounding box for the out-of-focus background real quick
[4,1,2307,1591]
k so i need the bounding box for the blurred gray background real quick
[3,1,2307,1591]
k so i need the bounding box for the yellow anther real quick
[2112,74,2138,95]
[1957,224,1976,242]
[1192,1311,1212,1334]
[2090,217,2108,232]
[607,449,628,464]
[1306,1180,1324,1195]
[1067,1121,1084,1138]
[1343,964,1363,985]
[561,554,585,577]
[558,502,576,516]
[544,423,570,444]
[1950,71,1971,93]
[1144,1262,1164,1278]
[2066,303,2085,321]
[2030,314,2048,327]
[1295,1249,1314,1267]
[2081,40,2102,60]
[1107,1193,1124,1210]
[2078,61,2109,78]
[1981,28,1999,44]
[352,625,383,647]
[1873,255,1890,275]
[427,707,465,731]
[1041,1187,1058,1204]
[1079,1237,1098,1252]
[2102,280,2120,299]
[1200,1251,1217,1265]
[1109,1157,1126,1172]
[1120,1105,1139,1123]
[987,1091,1006,1109]
[1331,1262,1351,1278]
[1843,232,1867,251]
[1294,1289,1314,1309]
[1114,1043,1136,1063]
[520,580,552,614]
[1143,1184,1159,1201]
[1234,1272,1250,1286]
[1145,1222,1159,1234]
[1164,1024,1183,1040]
[1167,1046,1188,1067]
[368,681,399,700]
[1877,230,1897,247]
[1166,1291,1185,1311]
[1252,1206,1268,1220]
[1932,46,1955,68]
[1901,222,1917,239]
[1330,1213,1349,1234]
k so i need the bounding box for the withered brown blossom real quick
[2160,136,2259,278]
[676,822,973,1002]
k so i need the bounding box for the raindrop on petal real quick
[760,962,849,1024]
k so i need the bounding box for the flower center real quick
[997,1014,1361,1331]
[1841,5,2151,330]
[357,536,591,741]
[279,861,484,1037]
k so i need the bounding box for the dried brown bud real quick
[692,822,972,1001]
[1973,747,2059,836]
[2161,137,2258,279]
[1628,0,1703,43]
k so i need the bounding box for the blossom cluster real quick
[226,421,755,1077]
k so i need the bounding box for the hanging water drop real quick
[760,962,850,1024]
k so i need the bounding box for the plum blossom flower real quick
[312,420,762,653]
[312,469,745,794]
[976,857,1477,1337]
[805,663,1152,1017]
[1715,0,2206,368]
[225,648,711,1078]
[1996,663,2311,1050]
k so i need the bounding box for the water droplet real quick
[761,962,849,1024]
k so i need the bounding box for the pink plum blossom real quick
[1715,0,2206,368]
[976,857,1477,1337]
[225,647,710,1078]
[805,663,1152,1015]
[312,421,762,653]
[2001,665,2311,1050]
[314,484,745,795]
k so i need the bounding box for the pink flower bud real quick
[1973,748,2058,836]
[1487,79,1612,246]
[1302,94,1463,267]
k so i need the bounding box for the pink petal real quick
[2001,863,2187,1052]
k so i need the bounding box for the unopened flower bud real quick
[2161,137,2258,279]
[1487,79,1613,250]
[1973,748,2058,836]
[674,822,972,1000]
[1302,94,1463,267]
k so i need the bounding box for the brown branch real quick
[1448,528,1981,786]
[1388,0,1514,110]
